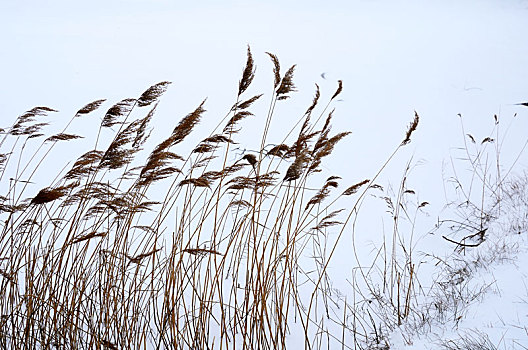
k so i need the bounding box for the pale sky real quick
[2,0,528,270]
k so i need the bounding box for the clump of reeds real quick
[0,47,420,349]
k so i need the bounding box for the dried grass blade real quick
[481,137,494,144]
[343,179,370,196]
[238,45,255,96]
[276,65,297,100]
[183,248,223,256]
[75,99,106,116]
[202,135,234,144]
[330,80,343,100]
[223,111,253,133]
[127,248,162,264]
[132,103,156,148]
[234,94,263,110]
[401,111,419,146]
[64,150,104,180]
[167,100,206,146]
[11,106,57,135]
[102,98,136,127]
[305,84,320,116]
[266,52,281,88]
[45,133,83,142]
[284,153,307,182]
[10,107,56,135]
[306,177,340,209]
[267,144,290,158]
[138,81,171,107]
[178,177,211,188]
[71,231,107,244]
[31,184,76,205]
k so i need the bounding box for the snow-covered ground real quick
[390,175,528,349]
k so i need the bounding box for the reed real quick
[0,48,420,349]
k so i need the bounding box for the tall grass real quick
[352,109,528,348]
[0,48,419,349]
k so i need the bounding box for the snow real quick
[389,204,528,349]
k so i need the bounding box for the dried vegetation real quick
[0,48,421,349]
